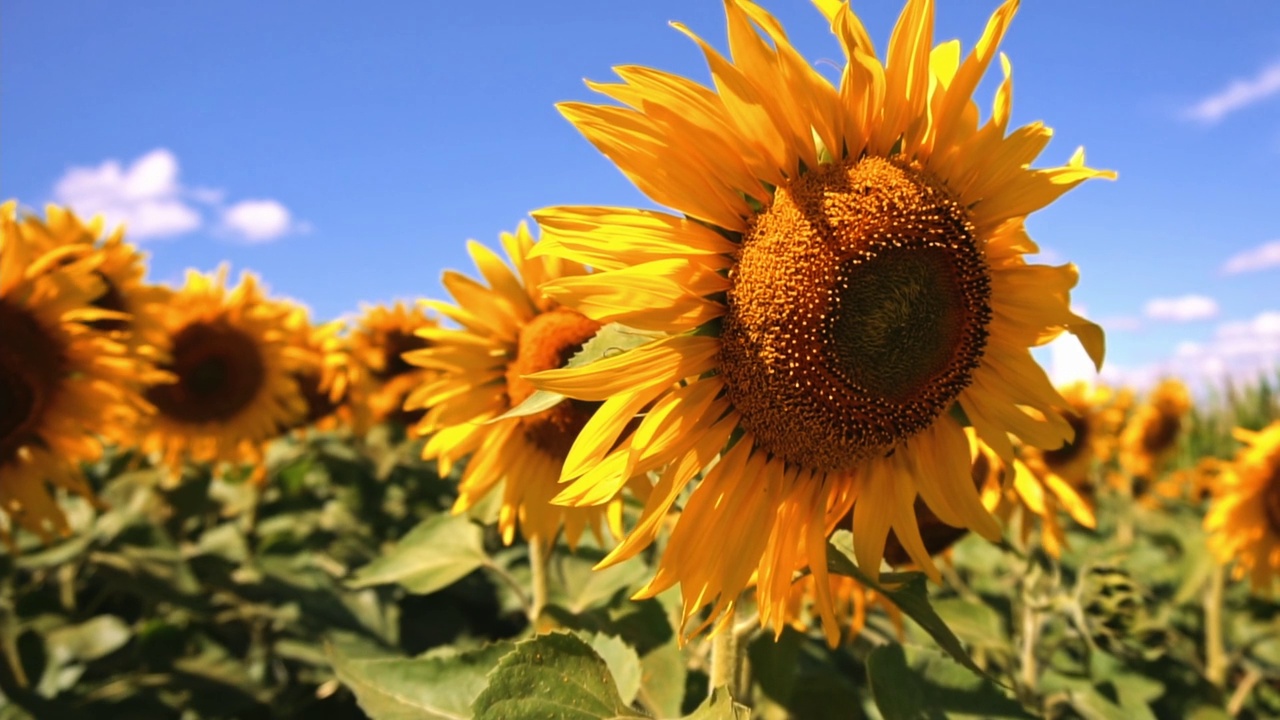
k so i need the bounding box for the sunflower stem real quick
[528,539,550,628]
[1204,561,1227,688]
[709,606,741,699]
[1019,598,1040,695]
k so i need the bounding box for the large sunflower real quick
[403,223,631,547]
[0,202,151,538]
[1204,422,1280,591]
[1119,378,1190,489]
[349,302,437,428]
[140,267,305,479]
[527,0,1110,641]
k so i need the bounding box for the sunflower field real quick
[4,1,1280,719]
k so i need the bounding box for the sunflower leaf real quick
[826,530,997,684]
[867,644,1031,720]
[471,632,645,720]
[485,323,665,424]
[681,687,751,719]
[328,640,514,720]
[347,513,486,595]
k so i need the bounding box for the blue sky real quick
[4,0,1279,389]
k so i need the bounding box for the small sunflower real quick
[1001,442,1096,558]
[1119,379,1191,489]
[1018,382,1116,500]
[140,267,305,479]
[349,301,437,428]
[402,223,630,547]
[1204,422,1280,591]
[527,0,1110,641]
[0,202,151,538]
[280,306,353,432]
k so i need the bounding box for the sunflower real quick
[139,267,305,479]
[1001,442,1096,558]
[1119,378,1190,490]
[280,306,353,432]
[0,202,152,539]
[1018,382,1116,500]
[349,301,437,428]
[402,223,634,547]
[1204,422,1280,590]
[527,0,1111,642]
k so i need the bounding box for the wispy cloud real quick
[52,149,202,240]
[1222,239,1280,275]
[220,199,308,243]
[51,148,306,244]
[1144,294,1219,322]
[1184,60,1280,124]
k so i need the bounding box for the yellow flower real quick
[1205,422,1280,590]
[528,0,1111,643]
[280,306,354,432]
[1019,382,1117,499]
[0,202,152,539]
[403,223,629,547]
[349,301,436,428]
[1119,378,1191,488]
[140,267,305,479]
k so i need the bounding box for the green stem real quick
[709,606,739,698]
[1020,599,1040,695]
[529,539,549,628]
[1205,562,1227,687]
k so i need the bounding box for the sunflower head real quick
[1205,422,1280,591]
[279,307,354,432]
[528,0,1112,643]
[349,301,437,427]
[0,202,152,539]
[1120,378,1191,485]
[403,224,627,547]
[140,267,305,477]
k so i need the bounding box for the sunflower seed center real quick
[719,156,990,471]
[506,308,602,458]
[147,320,267,424]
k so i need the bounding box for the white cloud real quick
[221,199,303,243]
[51,148,305,244]
[1048,332,1100,387]
[1222,239,1280,275]
[1100,315,1142,332]
[1143,295,1219,322]
[1108,310,1280,392]
[1184,60,1280,124]
[52,148,202,240]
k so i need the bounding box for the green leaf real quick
[548,545,650,615]
[638,639,686,719]
[931,597,1008,650]
[827,530,990,681]
[867,644,1030,720]
[680,687,750,719]
[471,633,645,720]
[586,634,642,706]
[487,323,664,423]
[348,514,486,595]
[44,615,132,666]
[866,644,927,720]
[328,640,513,720]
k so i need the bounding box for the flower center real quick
[0,300,66,462]
[1043,411,1089,469]
[146,320,267,424]
[87,272,130,333]
[1140,412,1180,456]
[372,329,427,381]
[720,156,990,471]
[505,308,602,458]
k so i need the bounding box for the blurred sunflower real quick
[402,223,631,547]
[280,307,353,432]
[140,267,305,479]
[1001,442,1096,558]
[1019,382,1115,500]
[528,0,1110,641]
[784,574,901,645]
[1204,422,1280,590]
[1119,379,1190,490]
[0,202,152,539]
[349,302,436,427]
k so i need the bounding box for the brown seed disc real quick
[146,320,267,424]
[0,300,67,461]
[505,308,602,458]
[719,156,991,472]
